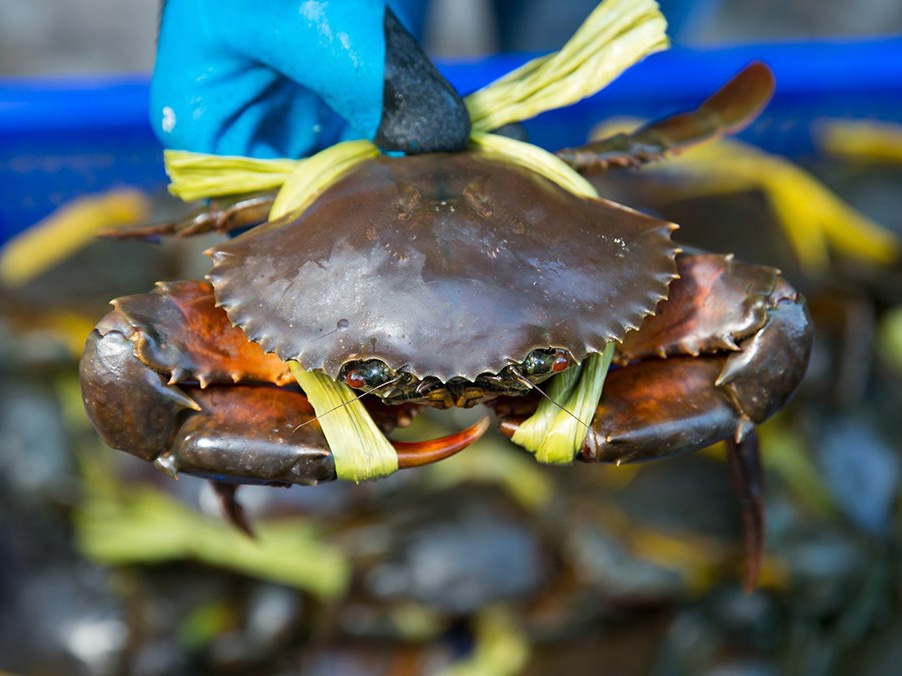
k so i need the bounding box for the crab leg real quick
[556,62,775,172]
[211,482,255,537]
[100,192,277,240]
[726,432,765,592]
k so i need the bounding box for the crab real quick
[80,63,811,584]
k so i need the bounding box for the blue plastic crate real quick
[1,38,900,245]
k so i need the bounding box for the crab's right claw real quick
[556,62,775,172]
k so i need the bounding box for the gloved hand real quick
[151,0,471,159]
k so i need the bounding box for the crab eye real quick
[550,351,571,372]
[345,369,367,389]
[340,359,393,390]
[519,348,573,377]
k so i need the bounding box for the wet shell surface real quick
[208,152,679,382]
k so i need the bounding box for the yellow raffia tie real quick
[468,131,598,198]
[512,345,615,464]
[289,363,398,481]
[164,0,668,214]
[162,0,669,474]
[465,0,668,132]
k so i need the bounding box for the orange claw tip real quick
[393,415,491,469]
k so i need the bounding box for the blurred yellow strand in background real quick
[0,187,150,286]
[817,119,902,164]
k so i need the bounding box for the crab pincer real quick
[79,280,489,530]
[495,252,813,588]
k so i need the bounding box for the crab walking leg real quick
[100,192,277,240]
[727,432,765,592]
[556,62,775,172]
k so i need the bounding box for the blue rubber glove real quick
[151,0,470,159]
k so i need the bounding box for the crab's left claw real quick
[155,389,487,485]
[556,62,775,172]
[175,403,487,537]
[156,390,487,535]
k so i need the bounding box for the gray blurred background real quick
[2,0,901,77]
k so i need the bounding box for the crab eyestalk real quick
[288,363,487,481]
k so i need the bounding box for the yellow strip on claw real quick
[288,362,399,481]
[512,345,615,464]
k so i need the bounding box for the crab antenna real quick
[510,370,593,432]
[291,374,406,433]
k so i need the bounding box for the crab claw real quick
[392,415,491,469]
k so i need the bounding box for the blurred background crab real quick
[3,1,902,674]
